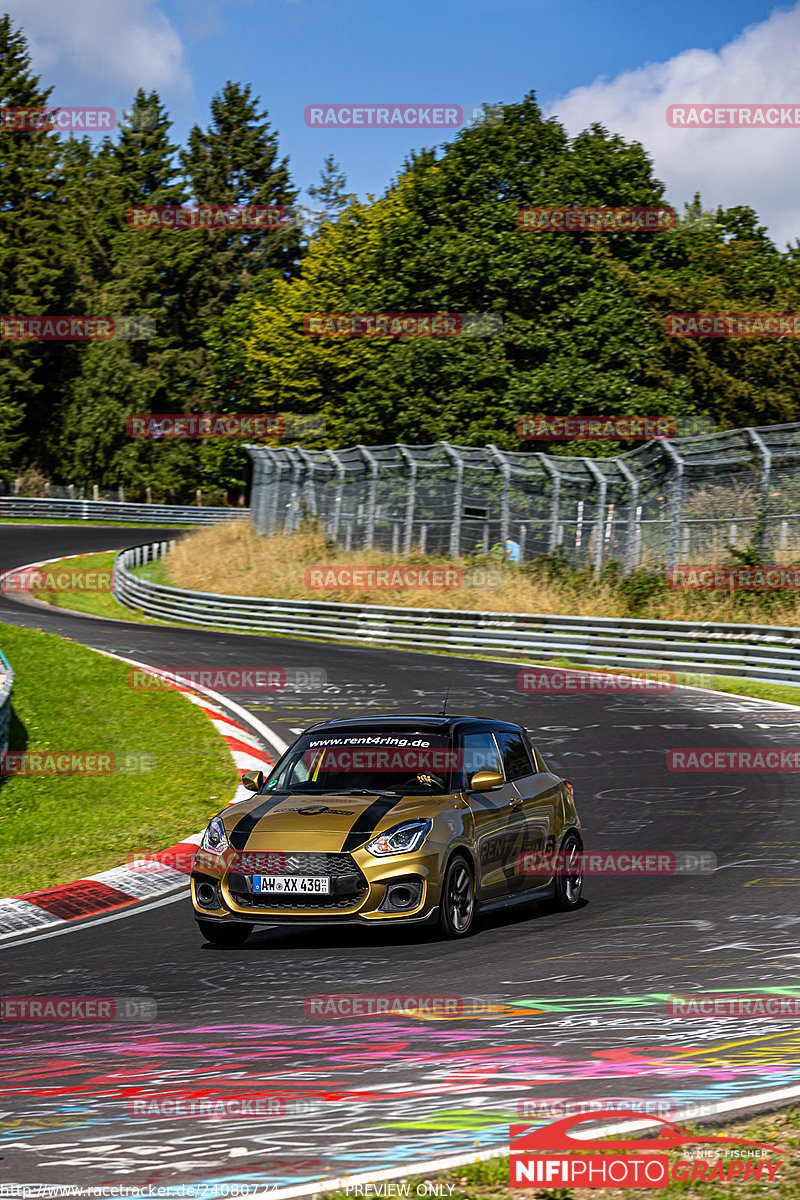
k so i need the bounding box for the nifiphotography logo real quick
[510,1110,784,1188]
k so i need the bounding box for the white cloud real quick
[546,3,800,247]
[5,0,191,104]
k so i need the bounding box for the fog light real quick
[196,880,219,908]
[379,878,423,913]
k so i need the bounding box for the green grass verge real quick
[27,550,166,624]
[25,553,800,711]
[323,1108,799,1200]
[0,623,238,895]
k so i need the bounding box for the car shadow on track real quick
[197,897,590,952]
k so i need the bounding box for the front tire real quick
[197,919,253,947]
[439,855,476,938]
[550,832,583,911]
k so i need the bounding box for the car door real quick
[495,727,561,890]
[462,729,526,899]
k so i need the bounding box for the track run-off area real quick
[2,525,800,1197]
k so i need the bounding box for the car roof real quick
[301,715,525,735]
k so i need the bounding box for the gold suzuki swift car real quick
[191,715,583,944]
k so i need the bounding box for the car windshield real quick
[263,729,458,795]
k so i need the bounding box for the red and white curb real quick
[0,648,276,941]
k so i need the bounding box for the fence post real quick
[358,445,379,549]
[326,449,345,542]
[295,447,318,517]
[285,449,303,533]
[441,443,464,557]
[535,453,561,552]
[747,427,772,559]
[614,457,639,574]
[582,458,608,575]
[487,444,511,544]
[398,445,418,556]
[659,439,685,570]
[258,447,282,535]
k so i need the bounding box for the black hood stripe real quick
[230,793,290,850]
[341,794,406,852]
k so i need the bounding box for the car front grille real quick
[229,890,365,910]
[227,851,368,911]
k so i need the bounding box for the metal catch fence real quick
[246,422,800,573]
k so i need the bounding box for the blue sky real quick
[7,0,800,242]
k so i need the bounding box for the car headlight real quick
[365,819,432,856]
[200,815,229,855]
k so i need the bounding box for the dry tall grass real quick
[160,523,800,627]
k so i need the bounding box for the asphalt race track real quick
[2,525,800,1197]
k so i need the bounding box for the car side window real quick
[462,731,503,780]
[523,732,546,773]
[495,729,535,781]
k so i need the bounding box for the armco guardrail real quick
[0,496,249,525]
[113,542,800,687]
[0,649,14,758]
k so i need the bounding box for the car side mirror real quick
[241,769,265,792]
[469,768,504,792]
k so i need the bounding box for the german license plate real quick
[253,875,330,894]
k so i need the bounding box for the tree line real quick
[2,13,799,503]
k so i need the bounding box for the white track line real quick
[261,1082,800,1199]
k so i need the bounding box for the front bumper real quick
[191,846,442,925]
